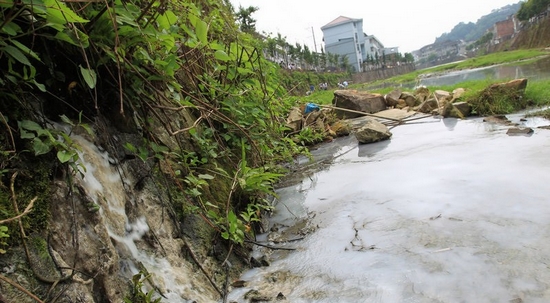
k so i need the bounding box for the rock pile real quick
[286,78,529,146]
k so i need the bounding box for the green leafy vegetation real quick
[0,225,8,254]
[517,0,550,21]
[124,271,162,303]
[0,0,314,262]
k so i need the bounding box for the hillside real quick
[434,2,521,44]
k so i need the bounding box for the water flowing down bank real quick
[228,112,550,303]
[69,134,218,303]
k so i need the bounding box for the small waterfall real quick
[69,133,217,302]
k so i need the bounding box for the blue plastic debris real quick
[304,103,320,114]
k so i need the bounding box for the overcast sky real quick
[228,0,522,53]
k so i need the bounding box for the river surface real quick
[227,112,550,303]
[365,55,550,91]
[418,56,550,87]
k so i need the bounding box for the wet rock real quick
[245,290,272,302]
[538,125,550,130]
[440,102,453,117]
[400,92,418,107]
[434,90,452,104]
[396,99,407,109]
[232,280,247,287]
[449,102,472,118]
[506,127,534,136]
[415,86,430,102]
[480,78,528,104]
[250,257,263,268]
[354,118,392,144]
[452,88,465,100]
[250,256,270,268]
[332,90,387,119]
[501,78,528,92]
[285,107,302,132]
[385,89,402,107]
[304,110,322,125]
[416,98,438,113]
[483,115,515,125]
[329,120,351,136]
[276,292,286,300]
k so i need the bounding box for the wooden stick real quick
[318,104,403,122]
[0,274,45,303]
[0,197,36,224]
[244,240,297,251]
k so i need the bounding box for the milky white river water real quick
[228,113,550,303]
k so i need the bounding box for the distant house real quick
[413,40,464,69]
[321,16,399,72]
[321,16,365,72]
[364,34,384,60]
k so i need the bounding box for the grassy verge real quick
[358,49,550,86]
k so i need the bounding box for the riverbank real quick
[228,107,550,302]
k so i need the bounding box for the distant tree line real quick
[435,2,521,44]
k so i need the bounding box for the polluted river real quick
[47,57,550,303]
[227,111,550,303]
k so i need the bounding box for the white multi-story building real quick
[322,16,398,72]
[321,16,365,72]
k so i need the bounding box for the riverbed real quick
[227,112,550,303]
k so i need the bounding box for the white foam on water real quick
[71,134,201,303]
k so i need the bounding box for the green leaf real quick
[54,29,89,47]
[32,80,47,92]
[3,45,31,66]
[43,0,89,24]
[124,142,137,153]
[79,65,97,89]
[196,20,208,45]
[10,40,41,61]
[19,120,43,132]
[214,50,231,62]
[32,138,52,156]
[57,150,73,163]
[1,22,22,36]
[157,11,178,30]
[59,114,74,126]
[198,174,214,180]
[19,129,35,139]
[79,123,93,135]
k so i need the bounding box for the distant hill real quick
[434,2,522,44]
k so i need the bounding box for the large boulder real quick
[416,98,438,113]
[449,102,472,118]
[400,92,418,107]
[434,90,452,104]
[330,120,351,136]
[415,86,430,102]
[451,88,466,101]
[354,118,392,144]
[481,78,528,102]
[285,107,303,132]
[385,89,402,107]
[333,90,387,119]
